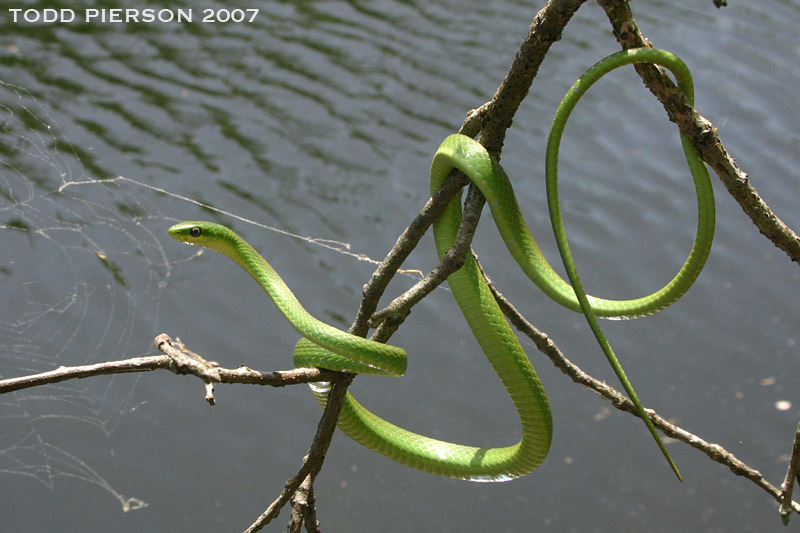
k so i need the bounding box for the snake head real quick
[168,221,210,245]
[168,220,239,251]
[168,221,248,263]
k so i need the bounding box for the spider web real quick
[0,80,379,511]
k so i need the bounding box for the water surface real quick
[1,1,798,531]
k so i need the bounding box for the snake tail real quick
[543,47,715,480]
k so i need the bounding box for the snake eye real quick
[189,226,202,238]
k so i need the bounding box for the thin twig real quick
[484,273,800,516]
[369,184,487,341]
[479,0,587,154]
[245,377,353,532]
[0,337,345,396]
[303,482,320,533]
[350,171,468,337]
[0,355,173,394]
[289,476,320,533]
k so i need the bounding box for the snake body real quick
[169,48,714,481]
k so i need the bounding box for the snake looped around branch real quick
[169,48,714,482]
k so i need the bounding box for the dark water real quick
[1,1,799,531]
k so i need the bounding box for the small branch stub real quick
[154,333,222,402]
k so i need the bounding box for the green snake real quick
[169,48,714,481]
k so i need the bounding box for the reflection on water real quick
[1,1,799,531]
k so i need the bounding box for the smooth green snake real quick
[169,48,714,482]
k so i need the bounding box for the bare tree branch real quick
[483,265,800,517]
[0,355,172,394]
[349,170,469,337]
[479,0,587,154]
[0,336,344,396]
[245,377,353,533]
[369,184,487,342]
[597,0,800,263]
[289,476,320,533]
